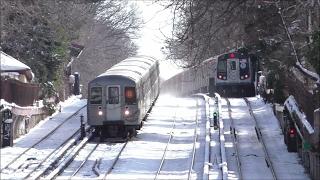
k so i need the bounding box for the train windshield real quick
[108,87,119,104]
[217,59,227,73]
[125,87,137,105]
[90,87,102,104]
[230,61,236,70]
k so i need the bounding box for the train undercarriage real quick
[215,83,256,97]
[92,123,141,142]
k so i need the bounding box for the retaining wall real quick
[1,106,48,147]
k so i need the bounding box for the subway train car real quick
[87,56,160,139]
[161,48,258,97]
[213,49,258,97]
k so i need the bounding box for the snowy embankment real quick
[0,96,87,171]
[247,97,309,180]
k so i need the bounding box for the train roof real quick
[97,55,158,82]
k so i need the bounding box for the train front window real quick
[108,87,119,104]
[90,87,102,104]
[230,61,236,70]
[125,87,137,105]
[217,60,227,73]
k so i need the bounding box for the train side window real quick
[90,87,102,104]
[125,87,137,105]
[108,87,119,104]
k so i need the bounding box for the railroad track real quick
[224,98,277,180]
[244,98,277,180]
[44,133,96,180]
[225,98,243,179]
[24,126,92,180]
[0,105,87,179]
[154,102,199,180]
[100,142,128,179]
[69,143,99,178]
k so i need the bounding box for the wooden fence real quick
[1,78,40,106]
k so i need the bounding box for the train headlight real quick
[125,110,130,116]
[223,76,227,80]
[245,74,248,78]
[240,76,244,79]
[98,110,103,116]
[124,107,130,116]
[218,75,222,79]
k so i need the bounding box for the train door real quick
[228,59,238,82]
[106,85,121,120]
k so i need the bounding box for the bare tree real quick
[163,0,319,70]
[1,0,141,99]
[71,0,142,97]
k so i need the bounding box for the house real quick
[1,51,34,83]
[1,51,46,146]
[0,51,39,106]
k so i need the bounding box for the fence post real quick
[213,112,218,129]
[2,109,13,147]
[74,72,80,95]
[80,114,85,140]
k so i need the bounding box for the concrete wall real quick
[12,113,47,139]
[1,106,48,147]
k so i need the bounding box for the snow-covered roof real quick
[98,55,158,82]
[0,51,31,72]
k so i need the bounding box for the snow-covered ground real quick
[247,97,309,180]
[0,95,310,179]
[56,95,208,179]
[221,97,309,180]
[0,97,87,179]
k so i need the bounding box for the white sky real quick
[133,0,182,80]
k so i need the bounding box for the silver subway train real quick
[87,56,160,139]
[213,50,257,97]
[162,48,258,97]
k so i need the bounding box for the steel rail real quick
[188,100,199,180]
[26,126,92,180]
[22,128,82,179]
[69,143,100,179]
[45,132,93,180]
[226,98,243,180]
[154,119,176,179]
[216,94,228,180]
[102,142,128,180]
[154,107,178,180]
[244,98,277,180]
